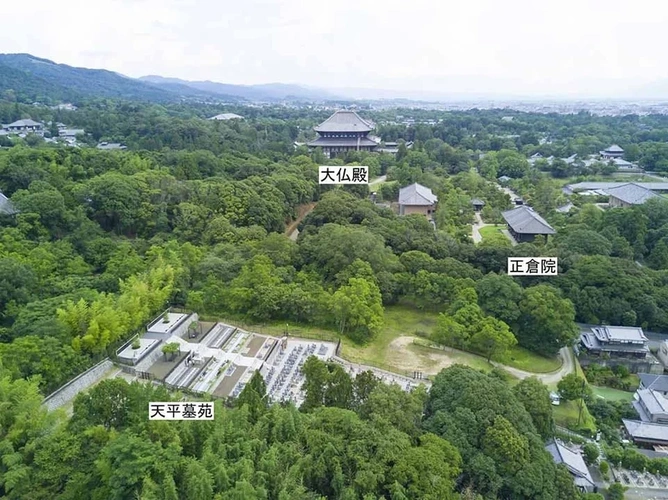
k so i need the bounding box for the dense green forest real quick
[4,96,668,498]
[1,358,598,500]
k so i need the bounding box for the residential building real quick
[209,113,243,120]
[0,192,17,216]
[633,388,668,424]
[58,129,84,139]
[97,142,127,150]
[307,110,378,158]
[53,103,77,111]
[376,141,413,154]
[546,440,596,493]
[606,183,660,208]
[656,340,668,369]
[580,326,649,358]
[497,175,511,183]
[622,419,668,448]
[398,183,438,219]
[600,144,625,159]
[471,198,485,212]
[501,205,556,243]
[639,374,668,397]
[566,182,668,193]
[2,119,44,136]
[556,202,576,213]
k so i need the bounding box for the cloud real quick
[1,0,668,96]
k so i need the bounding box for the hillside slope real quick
[0,53,236,103]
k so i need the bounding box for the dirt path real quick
[471,212,492,243]
[369,175,387,187]
[385,336,574,382]
[285,202,317,241]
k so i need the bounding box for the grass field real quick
[213,305,560,377]
[502,346,563,373]
[478,225,512,246]
[591,385,635,402]
[553,399,597,433]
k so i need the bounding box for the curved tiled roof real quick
[314,110,373,133]
[502,205,555,235]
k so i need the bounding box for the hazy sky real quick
[3,0,668,97]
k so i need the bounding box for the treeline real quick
[0,358,599,500]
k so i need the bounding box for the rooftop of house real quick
[606,183,660,205]
[314,110,374,133]
[605,144,624,152]
[568,182,668,191]
[640,373,668,393]
[593,325,647,343]
[96,142,127,150]
[498,175,511,182]
[209,113,243,120]
[398,183,438,206]
[545,440,595,487]
[4,118,43,128]
[471,198,485,206]
[623,419,668,442]
[0,192,17,215]
[636,389,668,417]
[556,202,576,213]
[502,206,556,235]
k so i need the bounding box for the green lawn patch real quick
[501,346,562,373]
[478,225,511,246]
[591,385,635,402]
[553,399,597,434]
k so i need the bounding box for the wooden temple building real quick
[308,110,379,158]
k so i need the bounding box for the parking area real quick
[613,467,668,489]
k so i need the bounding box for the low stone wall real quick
[42,358,113,411]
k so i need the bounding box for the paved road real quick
[491,347,574,385]
[471,212,491,243]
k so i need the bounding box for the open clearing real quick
[478,225,512,246]
[591,385,635,402]
[214,305,562,379]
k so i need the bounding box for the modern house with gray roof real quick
[398,183,438,220]
[633,388,668,424]
[580,325,649,358]
[607,183,660,208]
[546,440,596,493]
[623,419,668,447]
[501,205,555,243]
[308,110,378,158]
[639,374,668,396]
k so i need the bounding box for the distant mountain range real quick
[1,53,667,106]
[0,53,340,104]
[139,75,341,102]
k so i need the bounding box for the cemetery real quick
[120,310,430,405]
